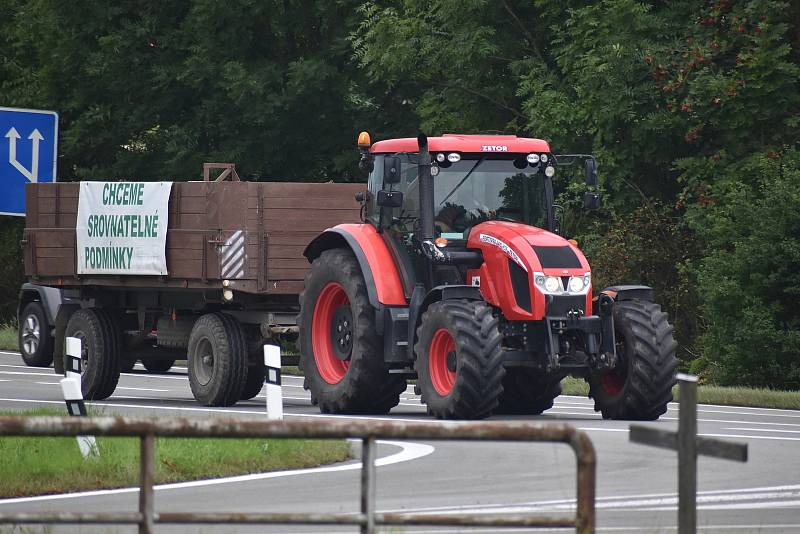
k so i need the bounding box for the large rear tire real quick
[187,313,247,406]
[299,248,406,414]
[588,300,678,420]
[19,302,53,367]
[65,308,121,400]
[496,369,561,415]
[414,300,505,419]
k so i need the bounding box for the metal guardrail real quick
[0,416,596,533]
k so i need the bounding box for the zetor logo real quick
[481,145,508,152]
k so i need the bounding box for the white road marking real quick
[724,426,800,434]
[0,440,435,505]
[380,484,800,515]
[395,525,800,533]
[34,381,60,385]
[0,370,57,377]
[115,386,170,392]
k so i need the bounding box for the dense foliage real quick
[1,0,797,387]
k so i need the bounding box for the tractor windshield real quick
[405,157,551,236]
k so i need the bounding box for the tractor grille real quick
[508,259,532,312]
[546,295,586,317]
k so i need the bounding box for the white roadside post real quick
[60,336,99,458]
[264,344,283,420]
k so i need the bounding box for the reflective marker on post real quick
[264,344,283,420]
[65,337,82,379]
[59,336,98,458]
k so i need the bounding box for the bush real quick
[692,151,800,389]
[0,217,25,322]
[581,201,701,362]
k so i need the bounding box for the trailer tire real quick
[588,300,678,420]
[142,358,175,374]
[19,302,54,367]
[120,359,137,372]
[415,300,505,419]
[65,308,121,400]
[496,369,561,415]
[240,364,266,400]
[187,313,247,406]
[299,248,405,414]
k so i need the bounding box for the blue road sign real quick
[0,106,58,216]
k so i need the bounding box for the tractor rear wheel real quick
[588,300,677,420]
[299,248,406,414]
[496,369,561,415]
[415,300,505,419]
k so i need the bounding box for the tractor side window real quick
[366,155,385,225]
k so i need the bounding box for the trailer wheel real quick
[299,248,405,414]
[588,300,678,420]
[65,308,121,400]
[414,300,505,419]
[120,359,137,372]
[496,369,561,415]
[239,364,266,400]
[19,302,53,367]
[142,358,175,374]
[187,313,247,406]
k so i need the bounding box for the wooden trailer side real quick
[23,181,364,294]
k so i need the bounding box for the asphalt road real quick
[1,349,799,533]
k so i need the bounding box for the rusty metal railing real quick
[0,417,596,533]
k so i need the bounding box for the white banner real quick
[76,182,172,275]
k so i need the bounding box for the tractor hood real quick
[465,221,592,320]
[467,221,590,276]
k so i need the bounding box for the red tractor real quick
[300,133,677,420]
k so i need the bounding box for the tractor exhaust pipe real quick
[418,133,435,242]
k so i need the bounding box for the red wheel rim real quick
[601,371,625,396]
[429,328,456,396]
[312,282,351,384]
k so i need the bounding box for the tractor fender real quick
[600,285,654,302]
[304,224,406,308]
[407,284,483,353]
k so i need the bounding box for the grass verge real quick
[0,409,350,499]
[560,376,800,410]
[0,322,17,351]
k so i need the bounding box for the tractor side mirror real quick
[584,158,598,187]
[377,190,403,208]
[584,192,601,210]
[384,156,401,184]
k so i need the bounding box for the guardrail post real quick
[360,436,376,534]
[573,431,597,534]
[678,375,698,534]
[139,432,155,534]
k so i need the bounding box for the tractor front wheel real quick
[415,300,505,419]
[299,248,406,414]
[588,300,678,420]
[496,369,561,415]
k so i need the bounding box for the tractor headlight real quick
[545,165,555,177]
[568,276,585,293]
[527,153,540,164]
[544,276,561,293]
[534,273,563,294]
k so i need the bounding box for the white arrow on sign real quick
[5,127,43,183]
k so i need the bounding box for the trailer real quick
[22,171,361,405]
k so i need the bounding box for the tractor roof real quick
[370,134,550,154]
